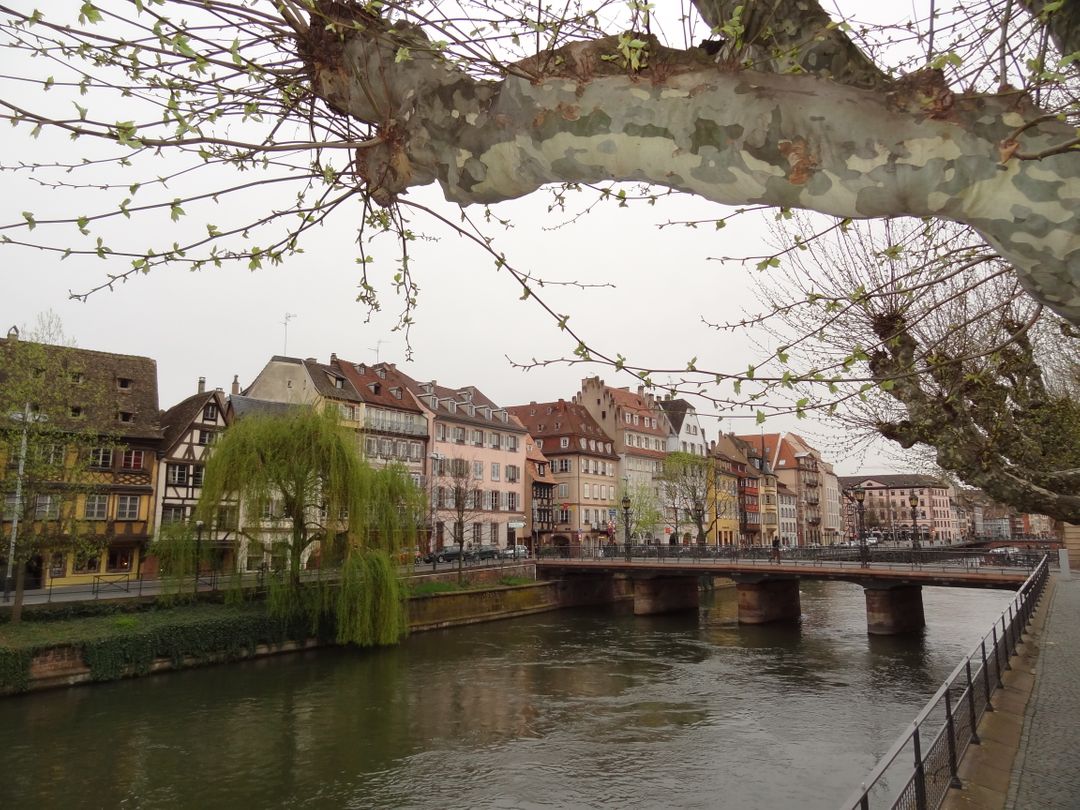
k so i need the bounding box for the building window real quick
[582,483,590,499]
[34,495,60,520]
[116,495,140,521]
[506,465,520,482]
[507,435,518,452]
[89,447,113,469]
[70,406,83,418]
[203,403,218,421]
[560,437,569,449]
[191,465,205,487]
[490,432,502,449]
[106,548,133,573]
[339,403,356,421]
[508,492,518,511]
[491,462,500,481]
[162,504,186,524]
[472,429,484,446]
[73,552,101,574]
[167,464,188,485]
[84,494,108,520]
[558,483,569,499]
[118,411,135,424]
[216,505,239,530]
[436,423,446,441]
[473,460,484,480]
[197,430,215,446]
[121,449,144,470]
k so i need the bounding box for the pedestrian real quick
[771,536,781,564]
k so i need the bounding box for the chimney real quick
[6,325,18,341]
[330,352,337,363]
[231,375,240,396]
[198,376,206,394]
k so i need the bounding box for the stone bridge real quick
[536,557,1033,635]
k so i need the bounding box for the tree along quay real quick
[0,569,555,695]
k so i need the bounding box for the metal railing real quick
[14,553,536,607]
[841,556,1050,810]
[534,543,1052,574]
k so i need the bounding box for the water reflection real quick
[0,582,1012,810]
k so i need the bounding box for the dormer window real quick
[70,372,84,384]
[376,367,386,379]
[355,364,366,375]
[117,377,133,390]
[203,403,218,421]
[334,377,345,389]
[118,411,134,424]
[368,382,381,395]
[391,387,402,400]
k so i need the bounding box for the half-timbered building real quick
[151,378,232,574]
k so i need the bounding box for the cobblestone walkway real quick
[1007,574,1080,809]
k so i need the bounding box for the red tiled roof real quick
[507,400,617,458]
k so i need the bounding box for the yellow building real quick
[1,330,162,590]
[709,453,740,546]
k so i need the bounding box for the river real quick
[0,580,1012,809]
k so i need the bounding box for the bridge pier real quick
[633,576,700,615]
[734,577,801,625]
[864,584,925,635]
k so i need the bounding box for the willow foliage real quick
[195,406,422,646]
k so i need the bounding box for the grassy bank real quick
[0,601,314,693]
[0,575,546,694]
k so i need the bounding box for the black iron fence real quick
[11,553,535,607]
[841,556,1050,810]
[535,542,1053,573]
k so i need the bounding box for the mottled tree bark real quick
[305,3,1080,326]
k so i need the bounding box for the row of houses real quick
[0,329,1058,590]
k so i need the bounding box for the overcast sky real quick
[0,0,953,476]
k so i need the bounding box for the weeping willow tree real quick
[195,406,424,646]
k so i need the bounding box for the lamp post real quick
[853,487,868,567]
[194,520,204,594]
[909,492,920,551]
[429,452,442,570]
[693,504,704,546]
[4,404,47,602]
[622,494,632,562]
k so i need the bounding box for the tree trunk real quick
[11,561,25,625]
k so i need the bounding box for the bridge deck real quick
[535,558,1030,590]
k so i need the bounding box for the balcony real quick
[805,494,820,506]
[802,475,820,488]
[363,419,427,437]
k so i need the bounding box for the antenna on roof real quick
[282,313,296,355]
[370,339,386,363]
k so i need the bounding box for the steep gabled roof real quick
[658,398,691,433]
[228,395,295,421]
[0,336,162,441]
[397,372,527,434]
[302,358,364,403]
[160,391,214,453]
[507,400,617,457]
[335,360,424,413]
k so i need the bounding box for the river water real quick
[0,581,1012,809]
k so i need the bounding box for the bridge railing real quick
[535,543,1052,572]
[841,556,1050,810]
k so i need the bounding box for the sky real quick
[0,0,952,477]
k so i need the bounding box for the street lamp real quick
[909,492,920,551]
[622,494,632,562]
[853,487,868,567]
[429,452,442,570]
[4,404,47,602]
[194,520,204,594]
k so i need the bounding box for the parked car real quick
[475,544,501,560]
[424,545,474,564]
[501,544,530,559]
